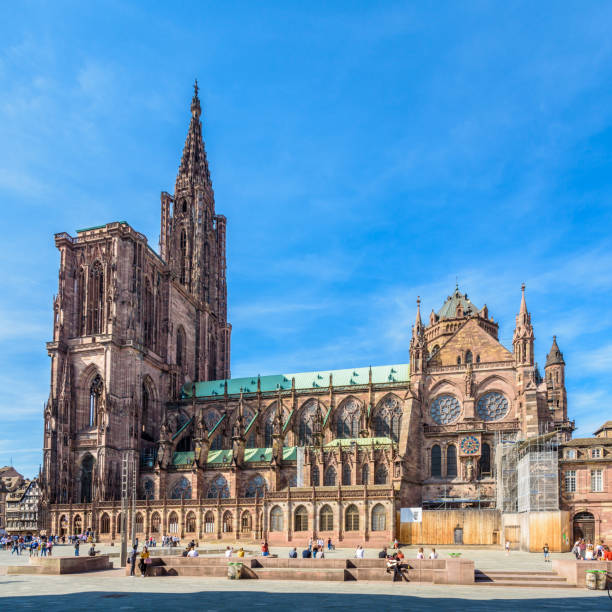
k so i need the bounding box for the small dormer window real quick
[592,448,602,459]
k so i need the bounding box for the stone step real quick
[475,573,565,582]
[475,580,575,589]
[252,567,348,581]
[475,570,558,577]
[149,565,228,577]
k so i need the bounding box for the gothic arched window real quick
[180,229,188,285]
[143,479,154,500]
[297,399,318,446]
[311,465,320,486]
[245,475,267,498]
[361,463,369,485]
[207,475,229,499]
[336,398,361,439]
[447,445,457,478]
[342,463,351,486]
[244,408,257,448]
[479,442,491,477]
[171,477,192,500]
[141,382,150,435]
[80,455,94,503]
[371,504,386,531]
[374,464,388,485]
[176,326,185,367]
[89,374,103,428]
[466,350,473,364]
[264,409,275,448]
[345,504,359,531]
[324,466,337,486]
[373,396,402,442]
[88,261,104,335]
[143,278,154,348]
[77,267,86,335]
[431,445,442,478]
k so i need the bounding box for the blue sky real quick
[1,2,611,478]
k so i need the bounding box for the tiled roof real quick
[437,288,479,320]
[594,421,612,434]
[182,364,409,399]
[562,438,612,447]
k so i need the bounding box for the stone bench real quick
[7,555,113,575]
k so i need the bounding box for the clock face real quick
[460,435,480,455]
[429,395,461,425]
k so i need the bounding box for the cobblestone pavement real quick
[0,546,607,611]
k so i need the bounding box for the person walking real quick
[543,543,550,562]
[129,542,138,577]
[504,540,511,555]
[74,539,80,557]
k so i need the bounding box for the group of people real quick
[1,535,57,556]
[571,539,612,561]
[161,535,180,547]
[128,541,151,577]
[224,546,246,558]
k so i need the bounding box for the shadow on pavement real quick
[0,590,609,611]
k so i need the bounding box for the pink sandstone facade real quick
[42,85,576,547]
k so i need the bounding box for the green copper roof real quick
[173,451,194,466]
[76,221,128,233]
[323,437,394,448]
[438,287,479,320]
[207,449,232,464]
[182,364,409,399]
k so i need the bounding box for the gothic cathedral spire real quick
[513,283,534,366]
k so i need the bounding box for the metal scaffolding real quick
[496,431,559,513]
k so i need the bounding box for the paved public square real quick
[0,544,610,610]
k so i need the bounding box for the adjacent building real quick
[0,466,24,531]
[560,420,612,544]
[5,479,42,535]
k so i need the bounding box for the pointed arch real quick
[446,444,457,478]
[342,463,352,486]
[431,445,442,478]
[143,277,155,348]
[150,512,161,534]
[335,396,362,439]
[79,454,95,503]
[324,465,337,486]
[87,261,104,335]
[244,474,267,498]
[361,463,370,485]
[207,475,229,499]
[180,228,188,285]
[374,463,388,485]
[168,511,179,534]
[170,476,191,500]
[222,510,233,533]
[296,398,319,446]
[76,266,86,335]
[141,376,156,438]
[204,511,215,533]
[176,325,186,367]
[372,394,403,442]
[135,512,144,533]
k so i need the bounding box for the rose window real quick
[477,392,509,422]
[429,395,461,425]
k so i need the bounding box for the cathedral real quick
[42,85,574,547]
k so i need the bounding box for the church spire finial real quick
[191,79,201,118]
[520,282,527,314]
[415,296,422,327]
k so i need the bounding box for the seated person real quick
[237,547,245,558]
[396,549,405,561]
[289,548,298,558]
[301,547,312,558]
[378,547,388,559]
[187,547,199,557]
[88,545,97,557]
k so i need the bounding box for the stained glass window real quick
[429,395,461,425]
[171,476,192,499]
[477,392,508,422]
[207,475,229,499]
[373,396,402,442]
[336,398,361,439]
[245,475,267,498]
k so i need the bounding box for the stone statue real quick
[465,364,474,397]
